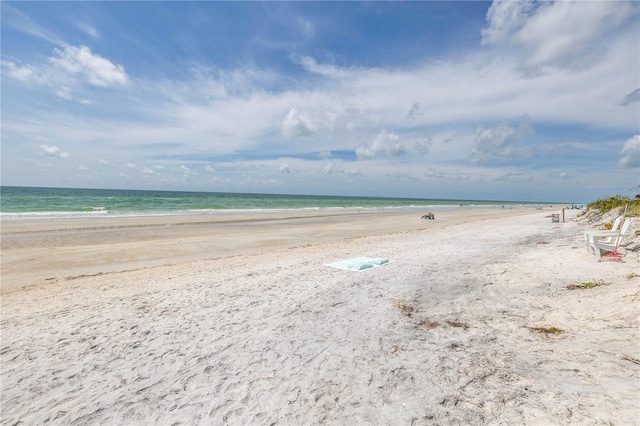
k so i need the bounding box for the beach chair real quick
[588,217,634,259]
[583,216,622,248]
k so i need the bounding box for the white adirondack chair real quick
[589,217,634,259]
[583,216,622,248]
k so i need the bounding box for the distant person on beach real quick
[421,212,435,219]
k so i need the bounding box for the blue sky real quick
[1,1,639,203]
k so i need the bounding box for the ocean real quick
[0,186,554,220]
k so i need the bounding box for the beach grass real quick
[529,326,564,334]
[566,280,606,290]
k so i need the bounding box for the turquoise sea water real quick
[0,186,556,220]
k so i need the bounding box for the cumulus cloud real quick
[40,144,70,158]
[619,135,640,168]
[141,167,155,175]
[279,163,291,173]
[50,45,129,87]
[481,0,535,46]
[482,0,635,71]
[469,118,534,163]
[126,163,137,169]
[356,130,404,159]
[282,108,318,138]
[3,44,128,103]
[205,164,216,173]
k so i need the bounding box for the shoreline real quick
[2,206,540,292]
[0,202,560,222]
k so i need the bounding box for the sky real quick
[1,1,639,203]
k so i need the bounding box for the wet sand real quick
[1,207,524,292]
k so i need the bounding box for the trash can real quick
[551,214,560,223]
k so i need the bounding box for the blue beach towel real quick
[325,257,391,272]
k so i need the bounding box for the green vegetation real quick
[529,326,564,334]
[586,195,640,216]
[567,280,606,290]
[627,273,639,280]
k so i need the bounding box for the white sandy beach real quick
[1,208,639,424]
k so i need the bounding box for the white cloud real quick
[1,3,65,46]
[2,61,37,82]
[126,163,137,169]
[482,0,636,71]
[424,168,471,181]
[297,56,351,79]
[3,44,129,103]
[282,108,318,138]
[619,135,640,168]
[77,22,100,39]
[141,167,155,175]
[296,16,315,38]
[50,45,129,87]
[344,167,360,176]
[494,171,532,182]
[40,144,70,158]
[55,86,73,100]
[469,118,534,163]
[356,130,404,159]
[2,2,638,201]
[481,0,535,46]
[78,165,88,171]
[279,163,291,173]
